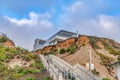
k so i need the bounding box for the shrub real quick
[13,73,24,79]
[44,52,49,55]
[105,46,120,55]
[88,37,101,49]
[66,45,76,54]
[92,68,99,76]
[0,52,6,61]
[59,48,65,54]
[68,73,71,79]
[117,55,120,61]
[49,50,54,54]
[22,55,31,62]
[96,52,114,66]
[0,37,7,43]
[102,78,110,80]
[22,69,39,74]
[25,78,36,80]
[71,76,75,80]
[66,48,70,52]
[30,69,39,74]
[42,76,50,80]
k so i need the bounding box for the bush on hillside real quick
[25,78,36,80]
[105,45,120,55]
[0,51,7,61]
[102,78,110,80]
[42,76,50,80]
[71,76,75,80]
[49,50,55,54]
[44,52,49,55]
[92,68,99,76]
[66,45,76,54]
[0,37,7,43]
[97,52,114,66]
[22,55,31,62]
[88,37,101,49]
[117,55,120,61]
[59,48,65,54]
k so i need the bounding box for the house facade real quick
[33,30,78,51]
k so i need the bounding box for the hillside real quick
[35,35,120,80]
[0,34,50,80]
[0,33,15,48]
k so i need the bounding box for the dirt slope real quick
[58,45,116,80]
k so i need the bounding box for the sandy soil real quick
[58,45,117,80]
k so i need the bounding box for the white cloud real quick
[0,12,57,50]
[98,15,120,40]
[99,15,120,31]
[5,12,53,28]
[29,12,39,20]
[66,1,83,13]
[58,1,120,43]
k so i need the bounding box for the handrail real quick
[40,54,102,80]
[48,54,102,80]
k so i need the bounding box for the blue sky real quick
[0,0,120,50]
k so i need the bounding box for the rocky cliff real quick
[0,33,15,47]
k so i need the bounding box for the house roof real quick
[35,39,46,44]
[48,30,76,41]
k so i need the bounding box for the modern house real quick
[33,30,78,51]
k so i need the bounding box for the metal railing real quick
[40,54,102,80]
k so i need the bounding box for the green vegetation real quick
[0,45,44,80]
[105,46,120,55]
[43,45,76,55]
[43,50,55,55]
[66,45,76,54]
[71,76,75,80]
[102,78,110,80]
[42,76,50,80]
[0,37,7,43]
[68,73,71,79]
[101,39,120,56]
[44,52,49,55]
[49,50,55,54]
[96,52,114,66]
[59,48,65,54]
[0,34,8,43]
[66,73,75,80]
[92,68,99,76]
[25,78,36,80]
[88,37,101,49]
[117,55,120,61]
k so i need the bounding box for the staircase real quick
[40,54,102,80]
